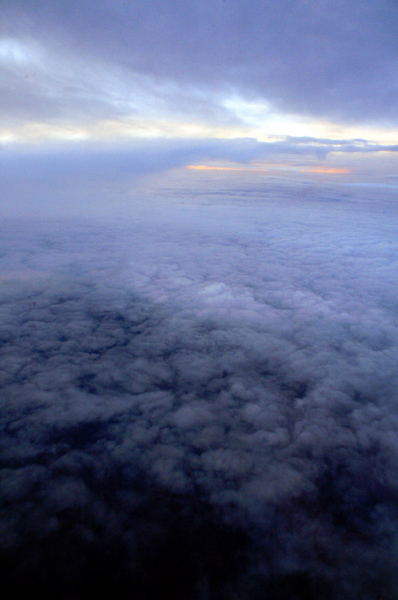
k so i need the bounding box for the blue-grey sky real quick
[1,0,398,189]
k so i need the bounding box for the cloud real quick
[2,136,398,217]
[1,183,398,597]
[1,0,398,127]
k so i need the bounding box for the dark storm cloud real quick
[1,186,398,598]
[2,0,398,124]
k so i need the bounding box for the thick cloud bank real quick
[2,0,398,125]
[1,183,398,598]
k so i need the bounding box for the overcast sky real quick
[1,0,398,192]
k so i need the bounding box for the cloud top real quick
[1,185,398,598]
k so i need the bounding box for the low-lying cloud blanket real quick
[1,183,398,599]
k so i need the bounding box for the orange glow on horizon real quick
[301,167,351,174]
[186,165,264,172]
[186,164,352,175]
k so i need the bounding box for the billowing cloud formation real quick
[1,182,398,598]
[2,0,398,126]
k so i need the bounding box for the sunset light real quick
[301,167,351,175]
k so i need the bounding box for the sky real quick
[1,0,398,205]
[2,2,398,599]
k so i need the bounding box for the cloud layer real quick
[1,183,398,598]
[2,136,398,217]
[2,0,398,126]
